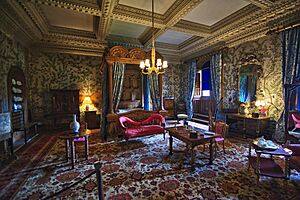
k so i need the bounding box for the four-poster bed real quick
[104,46,166,138]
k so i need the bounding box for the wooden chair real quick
[214,121,229,154]
[11,110,38,144]
[204,120,229,156]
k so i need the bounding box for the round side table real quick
[58,129,91,169]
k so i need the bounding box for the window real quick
[194,61,211,97]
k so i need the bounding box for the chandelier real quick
[139,0,168,74]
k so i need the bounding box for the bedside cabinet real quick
[84,111,99,129]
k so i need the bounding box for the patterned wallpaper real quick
[163,63,188,105]
[223,34,283,120]
[0,31,26,112]
[28,52,102,121]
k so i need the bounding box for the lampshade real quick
[83,96,92,105]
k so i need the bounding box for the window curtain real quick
[100,64,109,140]
[186,61,196,120]
[112,62,125,112]
[239,75,248,102]
[210,53,222,113]
[149,74,160,110]
[143,74,150,110]
[277,26,300,142]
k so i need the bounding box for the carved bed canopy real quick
[105,45,164,65]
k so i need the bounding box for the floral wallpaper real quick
[223,34,283,121]
[28,52,102,122]
[163,63,188,107]
[0,31,26,112]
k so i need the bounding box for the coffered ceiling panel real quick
[183,0,250,26]
[119,0,176,14]
[109,20,147,38]
[156,30,193,45]
[41,5,94,32]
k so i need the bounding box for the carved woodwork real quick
[105,46,165,138]
[119,65,142,110]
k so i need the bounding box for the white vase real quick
[70,114,80,133]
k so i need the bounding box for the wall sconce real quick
[82,96,93,111]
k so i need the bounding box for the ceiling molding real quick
[112,4,164,28]
[163,0,204,27]
[49,26,96,39]
[181,0,300,59]
[142,0,204,48]
[172,20,211,37]
[27,0,102,16]
[245,0,274,9]
[211,4,259,32]
[97,0,118,40]
[20,2,49,36]
[33,33,106,56]
[0,0,41,44]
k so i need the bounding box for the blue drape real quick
[210,53,222,112]
[186,61,196,120]
[143,74,150,110]
[112,62,125,112]
[279,26,300,142]
[100,64,109,140]
[149,74,160,110]
[239,75,248,102]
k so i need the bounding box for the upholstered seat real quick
[119,114,165,140]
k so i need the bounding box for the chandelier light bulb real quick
[139,61,145,69]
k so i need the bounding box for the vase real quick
[70,114,80,133]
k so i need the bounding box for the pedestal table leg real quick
[65,139,69,162]
[85,136,89,160]
[70,139,75,169]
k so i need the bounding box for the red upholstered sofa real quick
[119,114,165,140]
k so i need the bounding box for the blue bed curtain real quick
[186,61,196,120]
[100,64,109,140]
[149,74,160,111]
[143,74,150,110]
[112,62,125,112]
[277,26,300,142]
[210,53,222,113]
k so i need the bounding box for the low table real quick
[58,129,91,169]
[167,127,217,167]
[248,141,291,183]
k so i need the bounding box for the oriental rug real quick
[1,131,300,200]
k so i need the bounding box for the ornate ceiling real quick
[0,0,299,63]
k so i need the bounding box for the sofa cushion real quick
[126,125,164,139]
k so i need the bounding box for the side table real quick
[248,141,291,184]
[58,129,91,169]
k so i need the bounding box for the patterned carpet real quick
[1,130,300,200]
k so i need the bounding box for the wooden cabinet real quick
[84,111,99,129]
[48,89,80,129]
[7,66,27,118]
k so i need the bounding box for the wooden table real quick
[167,127,217,167]
[226,113,270,138]
[248,142,291,183]
[58,129,91,169]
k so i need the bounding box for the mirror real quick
[239,55,263,103]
